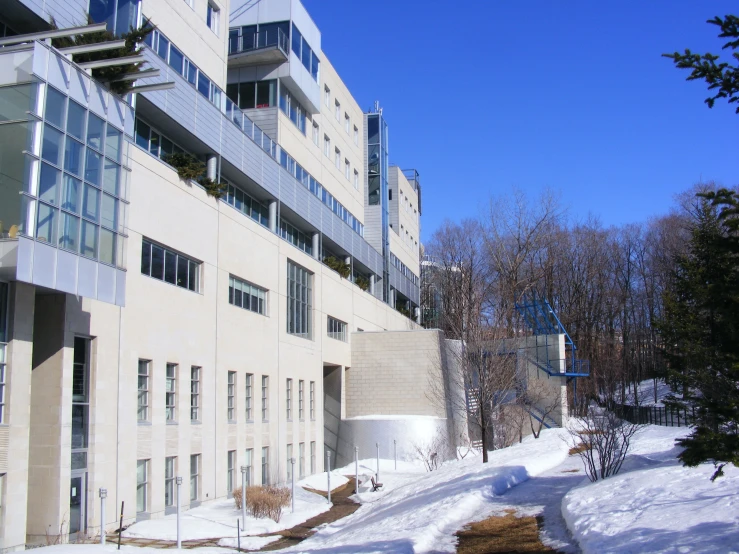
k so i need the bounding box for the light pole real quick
[394,439,397,470]
[99,488,107,545]
[326,450,331,504]
[176,476,182,549]
[240,466,247,531]
[290,458,296,513]
[354,446,359,494]
[376,442,380,482]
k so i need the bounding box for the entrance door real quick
[69,475,86,535]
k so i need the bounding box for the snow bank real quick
[298,470,349,492]
[563,426,739,553]
[282,429,571,553]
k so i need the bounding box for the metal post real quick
[290,458,296,513]
[326,450,331,504]
[176,476,182,549]
[240,466,247,531]
[99,488,107,545]
[393,439,397,471]
[354,446,359,494]
[237,520,241,551]
[117,501,124,551]
[376,442,380,482]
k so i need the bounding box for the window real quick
[353,169,359,190]
[141,239,200,292]
[323,135,330,158]
[227,80,277,110]
[72,337,90,471]
[278,85,306,134]
[298,380,304,420]
[335,99,340,121]
[287,443,293,482]
[229,276,267,315]
[327,316,347,342]
[287,261,313,339]
[335,147,340,170]
[165,457,176,507]
[88,0,139,36]
[223,181,269,227]
[166,363,177,421]
[299,443,305,478]
[190,454,200,501]
[245,373,253,421]
[191,366,200,421]
[207,1,220,34]
[291,23,319,81]
[344,159,351,180]
[138,360,150,422]
[137,459,149,513]
[310,442,316,474]
[310,381,315,420]
[245,448,253,487]
[344,113,350,133]
[353,125,359,145]
[261,446,269,485]
[227,450,236,493]
[227,371,236,421]
[0,347,5,424]
[261,376,269,421]
[324,86,330,107]
[286,378,292,420]
[312,122,319,146]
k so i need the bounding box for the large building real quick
[0,0,426,549]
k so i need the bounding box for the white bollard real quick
[326,450,331,504]
[290,458,296,513]
[99,488,107,545]
[241,466,247,531]
[376,442,380,482]
[354,446,359,494]
[176,476,182,549]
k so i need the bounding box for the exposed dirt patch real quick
[455,509,558,553]
[568,443,591,455]
[560,469,580,473]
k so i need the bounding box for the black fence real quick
[615,403,695,427]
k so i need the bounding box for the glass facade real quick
[226,80,277,110]
[287,260,313,339]
[280,218,313,256]
[290,23,320,81]
[366,113,390,301]
[0,282,6,424]
[89,0,140,37]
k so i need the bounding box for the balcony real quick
[228,27,289,66]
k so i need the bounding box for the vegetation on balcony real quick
[323,256,351,278]
[50,16,154,96]
[355,275,370,291]
[163,153,227,199]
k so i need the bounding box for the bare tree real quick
[521,376,563,439]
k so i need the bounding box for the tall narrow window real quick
[190,454,200,501]
[287,261,313,339]
[261,375,269,421]
[191,366,200,421]
[286,378,292,420]
[298,380,304,420]
[137,459,149,513]
[334,99,340,121]
[324,86,330,107]
[261,446,269,485]
[334,147,340,170]
[310,381,315,420]
[345,159,350,180]
[245,373,253,421]
[286,443,293,482]
[207,1,220,35]
[312,122,319,146]
[138,360,150,422]
[353,169,359,190]
[165,457,176,507]
[353,125,359,145]
[299,442,305,478]
[344,113,350,133]
[227,450,236,493]
[227,371,236,421]
[166,363,177,421]
[323,135,330,158]
[310,441,316,474]
[72,337,90,472]
[245,448,253,487]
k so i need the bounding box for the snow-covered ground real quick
[622,378,674,406]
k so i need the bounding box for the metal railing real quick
[229,27,289,57]
[615,403,695,427]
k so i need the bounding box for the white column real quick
[312,233,320,260]
[206,154,217,181]
[268,201,277,233]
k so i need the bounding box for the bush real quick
[232,485,291,522]
[355,275,370,291]
[324,256,351,278]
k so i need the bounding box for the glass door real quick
[69,475,85,535]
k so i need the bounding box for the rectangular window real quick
[190,454,200,501]
[299,442,305,478]
[227,371,236,421]
[335,147,340,170]
[335,99,340,121]
[324,86,330,107]
[287,261,313,339]
[228,275,267,315]
[227,450,236,493]
[345,159,350,180]
[298,380,304,420]
[261,446,269,485]
[310,441,316,474]
[245,373,253,421]
[310,381,315,420]
[327,316,347,342]
[286,378,292,421]
[165,457,176,507]
[345,113,350,133]
[138,360,150,422]
[312,122,319,146]
[353,169,359,190]
[245,448,253,487]
[207,1,220,34]
[286,443,293,482]
[137,459,149,513]
[353,125,359,145]
[166,363,177,421]
[191,366,200,421]
[323,135,330,158]
[141,239,200,292]
[261,375,269,421]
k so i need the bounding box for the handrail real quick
[228,27,289,56]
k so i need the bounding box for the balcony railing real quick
[228,27,289,57]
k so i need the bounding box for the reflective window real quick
[287,260,312,339]
[141,238,200,292]
[229,275,267,315]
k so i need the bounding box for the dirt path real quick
[455,509,557,553]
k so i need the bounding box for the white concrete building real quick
[0,0,426,549]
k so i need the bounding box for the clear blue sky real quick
[302,0,739,240]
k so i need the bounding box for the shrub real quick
[324,256,351,278]
[163,153,206,181]
[232,485,291,523]
[355,275,370,291]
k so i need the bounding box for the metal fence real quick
[615,403,695,427]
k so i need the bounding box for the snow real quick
[298,470,349,492]
[24,547,237,554]
[344,414,445,421]
[622,378,676,407]
[217,535,280,550]
[122,485,329,541]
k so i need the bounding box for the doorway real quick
[69,473,87,536]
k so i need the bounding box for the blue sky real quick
[302,0,739,240]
